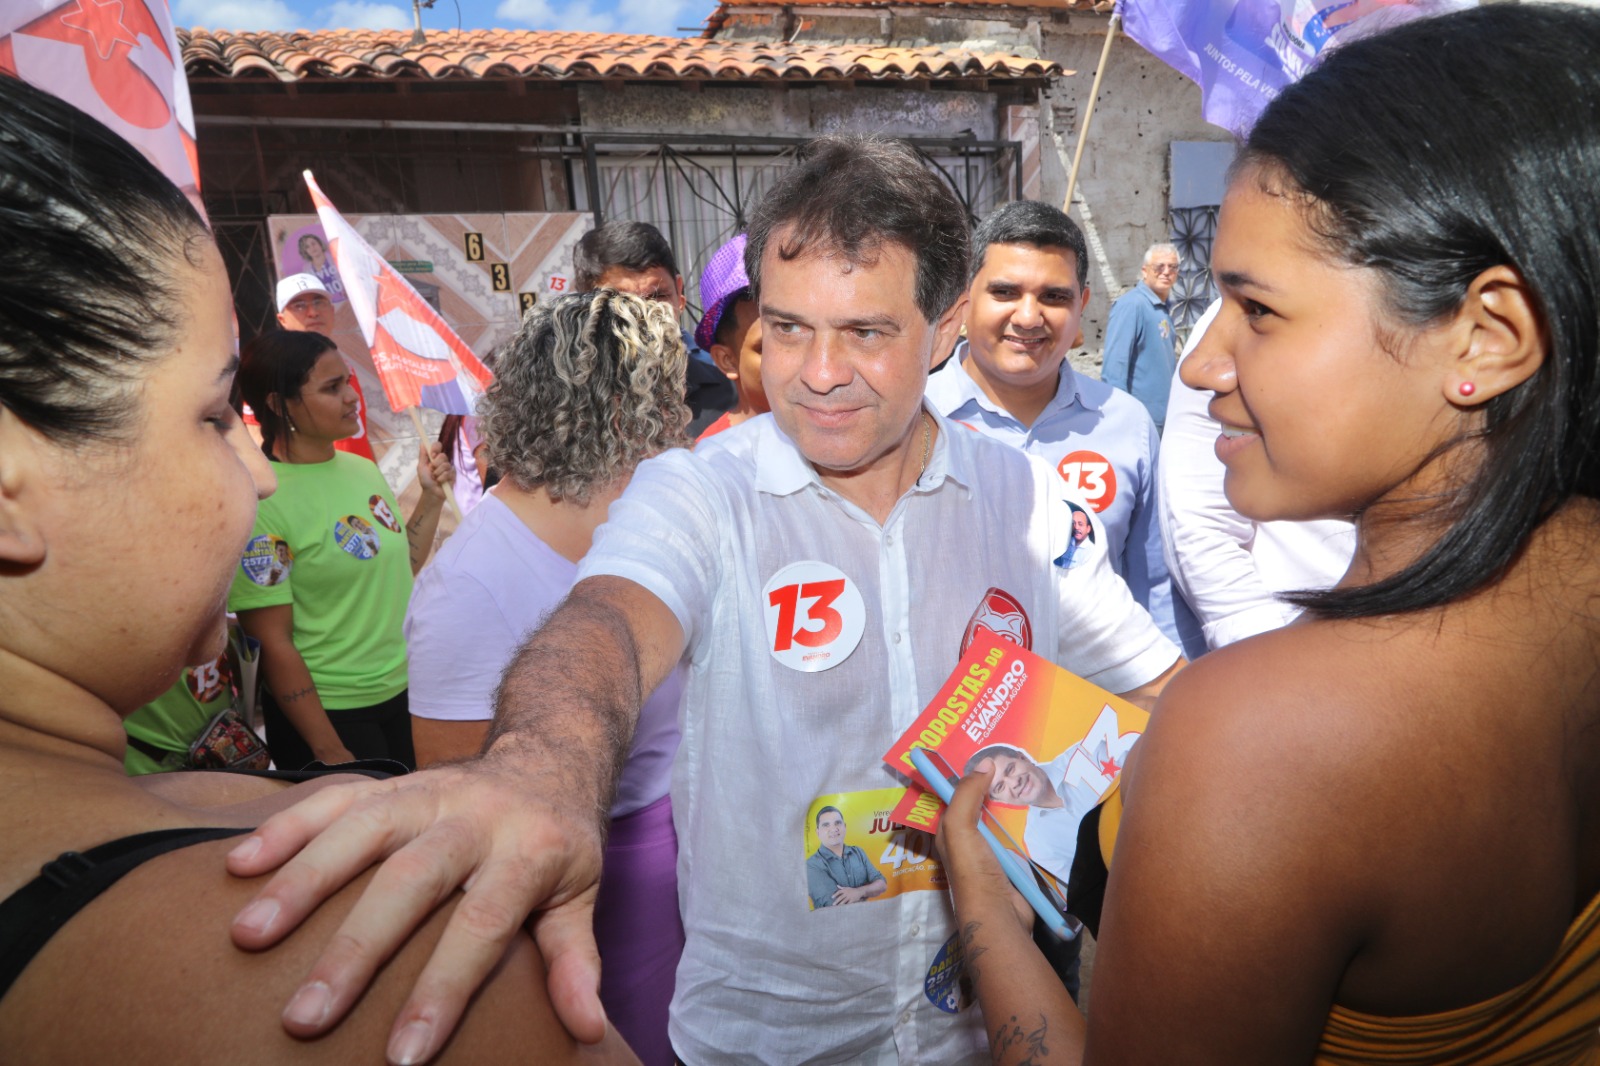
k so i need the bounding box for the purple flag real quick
[1119,0,1467,136]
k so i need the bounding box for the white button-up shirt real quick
[926,347,1190,652]
[580,409,1177,1065]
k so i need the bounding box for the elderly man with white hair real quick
[1101,242,1182,433]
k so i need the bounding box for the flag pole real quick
[1064,9,1121,212]
[407,406,464,524]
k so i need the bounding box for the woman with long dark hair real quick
[940,6,1600,1063]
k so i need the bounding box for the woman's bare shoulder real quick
[0,835,638,1065]
[1085,620,1500,1059]
[135,768,382,824]
[1128,618,1481,896]
[1146,621,1408,770]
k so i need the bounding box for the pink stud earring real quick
[1458,382,1476,398]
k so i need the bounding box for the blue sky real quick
[173,0,714,39]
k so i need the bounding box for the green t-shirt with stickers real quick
[123,650,237,774]
[228,453,410,709]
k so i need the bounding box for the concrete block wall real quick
[1036,12,1230,373]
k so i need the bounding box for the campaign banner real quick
[1,0,201,208]
[883,628,1149,887]
[1119,0,1469,136]
[305,171,494,416]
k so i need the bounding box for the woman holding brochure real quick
[942,6,1600,1063]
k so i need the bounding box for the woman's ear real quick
[0,408,47,567]
[264,392,284,417]
[1442,265,1546,406]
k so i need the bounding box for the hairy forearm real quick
[485,585,655,826]
[406,494,445,574]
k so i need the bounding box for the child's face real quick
[713,297,767,415]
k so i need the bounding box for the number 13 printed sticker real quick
[764,561,866,672]
[1056,449,1118,513]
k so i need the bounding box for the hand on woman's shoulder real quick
[0,832,638,1065]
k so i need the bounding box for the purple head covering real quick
[694,232,751,352]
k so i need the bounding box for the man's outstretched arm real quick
[226,576,685,1066]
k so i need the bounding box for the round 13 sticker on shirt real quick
[1056,449,1118,513]
[369,494,402,533]
[763,560,866,672]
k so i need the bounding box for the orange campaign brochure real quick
[882,627,1150,889]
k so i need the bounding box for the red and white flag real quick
[305,171,493,416]
[2,0,201,206]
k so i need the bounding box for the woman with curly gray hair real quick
[404,288,689,1066]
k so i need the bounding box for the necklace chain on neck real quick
[918,412,932,477]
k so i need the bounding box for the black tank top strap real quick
[0,827,248,1000]
[223,758,407,783]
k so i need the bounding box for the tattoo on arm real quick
[992,1013,1051,1066]
[277,684,316,705]
[961,920,989,983]
[407,513,427,569]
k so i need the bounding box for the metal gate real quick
[571,134,1025,314]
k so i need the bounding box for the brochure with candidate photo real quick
[882,628,1150,889]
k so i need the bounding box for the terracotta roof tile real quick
[178,28,1058,82]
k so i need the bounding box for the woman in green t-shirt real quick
[232,330,453,770]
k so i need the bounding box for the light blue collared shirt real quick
[926,345,1188,650]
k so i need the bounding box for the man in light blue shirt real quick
[1101,242,1181,432]
[926,202,1194,651]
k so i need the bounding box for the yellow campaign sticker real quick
[803,789,944,912]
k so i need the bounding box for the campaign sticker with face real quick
[804,790,945,912]
[240,535,294,586]
[924,931,974,1014]
[1056,449,1118,513]
[334,516,381,560]
[1053,502,1099,571]
[369,494,402,533]
[960,587,1033,656]
[763,561,865,672]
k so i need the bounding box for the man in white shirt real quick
[227,136,1185,1066]
[926,201,1198,655]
